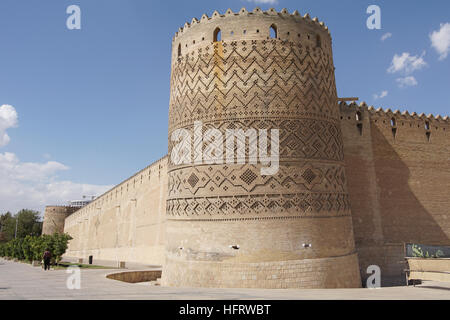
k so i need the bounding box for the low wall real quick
[407,258,450,283]
[106,270,162,283]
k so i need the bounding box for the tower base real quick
[161,253,362,289]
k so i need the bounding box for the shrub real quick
[0,233,73,263]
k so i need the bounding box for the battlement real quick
[45,205,78,208]
[172,7,332,61]
[173,8,330,39]
[339,101,449,124]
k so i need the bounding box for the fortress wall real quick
[340,104,385,283]
[341,103,450,284]
[64,156,168,266]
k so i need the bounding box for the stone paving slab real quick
[1,258,450,300]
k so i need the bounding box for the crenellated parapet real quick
[339,101,449,130]
[171,7,332,63]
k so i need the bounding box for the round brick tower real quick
[42,206,78,235]
[162,7,361,288]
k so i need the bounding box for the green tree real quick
[0,210,42,242]
[0,233,72,263]
[15,210,42,238]
[0,212,15,242]
[52,233,73,263]
[21,235,34,262]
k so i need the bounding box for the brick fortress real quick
[42,8,450,288]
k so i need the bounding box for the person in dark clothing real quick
[43,249,52,271]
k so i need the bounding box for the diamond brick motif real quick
[240,169,257,185]
[302,168,317,184]
[187,173,199,188]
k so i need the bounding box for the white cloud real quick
[430,22,450,60]
[373,90,388,100]
[0,152,69,182]
[246,0,278,4]
[0,105,18,147]
[381,32,392,41]
[387,52,427,74]
[396,76,418,88]
[0,105,113,214]
[0,151,113,214]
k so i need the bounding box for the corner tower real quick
[162,8,361,288]
[42,206,78,235]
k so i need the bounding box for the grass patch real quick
[53,262,116,270]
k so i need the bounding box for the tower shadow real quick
[347,121,449,287]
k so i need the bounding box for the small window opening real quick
[426,131,431,142]
[392,127,397,139]
[425,121,430,130]
[316,35,321,48]
[357,123,363,136]
[356,111,362,122]
[177,44,181,57]
[390,118,396,127]
[243,30,247,34]
[213,27,221,42]
[269,24,277,39]
[256,29,260,33]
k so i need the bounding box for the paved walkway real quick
[1,258,449,300]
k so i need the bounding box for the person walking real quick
[43,249,52,271]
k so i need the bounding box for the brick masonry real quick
[42,206,79,235]
[48,8,450,289]
[340,102,450,285]
[162,8,361,288]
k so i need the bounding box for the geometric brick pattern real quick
[168,39,340,132]
[167,192,351,219]
[168,38,348,219]
[168,163,347,198]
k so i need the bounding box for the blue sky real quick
[0,0,449,213]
